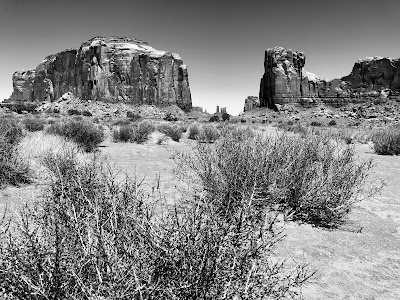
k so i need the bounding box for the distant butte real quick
[9,36,192,111]
[258,46,400,110]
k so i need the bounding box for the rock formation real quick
[341,57,400,97]
[258,47,400,110]
[259,47,320,108]
[11,70,36,101]
[243,96,260,112]
[9,36,192,111]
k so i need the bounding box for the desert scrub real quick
[67,108,82,115]
[328,120,337,126]
[0,151,310,299]
[372,127,400,155]
[198,123,220,143]
[310,121,323,127]
[133,120,155,143]
[209,115,220,122]
[22,116,45,131]
[158,123,182,142]
[176,128,373,228]
[187,122,200,140]
[17,131,84,181]
[0,117,30,187]
[112,118,133,127]
[113,120,155,143]
[113,124,134,142]
[46,119,104,152]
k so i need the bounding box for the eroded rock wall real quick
[9,36,192,111]
[341,57,400,97]
[259,47,321,108]
[243,96,260,112]
[10,70,36,101]
[258,47,400,110]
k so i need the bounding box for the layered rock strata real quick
[243,96,260,112]
[9,36,192,111]
[341,57,400,97]
[258,47,400,109]
[259,47,320,108]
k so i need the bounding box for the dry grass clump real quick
[46,119,105,152]
[113,120,155,143]
[176,127,373,228]
[336,127,373,145]
[113,124,134,142]
[187,122,201,140]
[21,116,45,132]
[17,131,85,181]
[0,117,30,188]
[0,149,311,300]
[198,123,220,143]
[157,123,183,142]
[276,122,309,136]
[372,127,400,155]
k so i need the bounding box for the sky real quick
[0,0,399,115]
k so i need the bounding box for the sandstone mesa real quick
[258,46,400,109]
[9,36,192,111]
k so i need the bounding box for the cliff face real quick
[9,36,192,111]
[10,70,36,101]
[258,47,400,109]
[243,96,260,112]
[341,57,400,96]
[259,47,320,108]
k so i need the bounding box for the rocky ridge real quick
[258,47,400,110]
[9,36,192,111]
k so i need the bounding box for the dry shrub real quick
[113,120,155,144]
[0,117,30,188]
[17,131,84,181]
[176,127,373,228]
[21,117,45,132]
[113,124,134,142]
[0,143,311,299]
[112,118,132,127]
[158,123,182,142]
[187,122,200,140]
[134,120,155,143]
[278,123,308,137]
[198,124,220,143]
[372,127,400,155]
[337,128,372,145]
[46,119,104,152]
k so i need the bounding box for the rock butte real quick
[9,36,192,111]
[258,46,400,109]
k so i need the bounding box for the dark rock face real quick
[10,70,36,101]
[258,47,400,110]
[259,47,319,108]
[9,36,192,111]
[243,96,260,112]
[341,57,400,97]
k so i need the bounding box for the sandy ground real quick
[1,131,400,299]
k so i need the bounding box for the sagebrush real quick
[46,119,104,152]
[158,123,182,142]
[113,120,155,143]
[22,117,45,132]
[372,127,400,155]
[0,138,310,299]
[176,127,373,227]
[0,117,30,187]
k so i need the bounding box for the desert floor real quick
[1,129,400,300]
